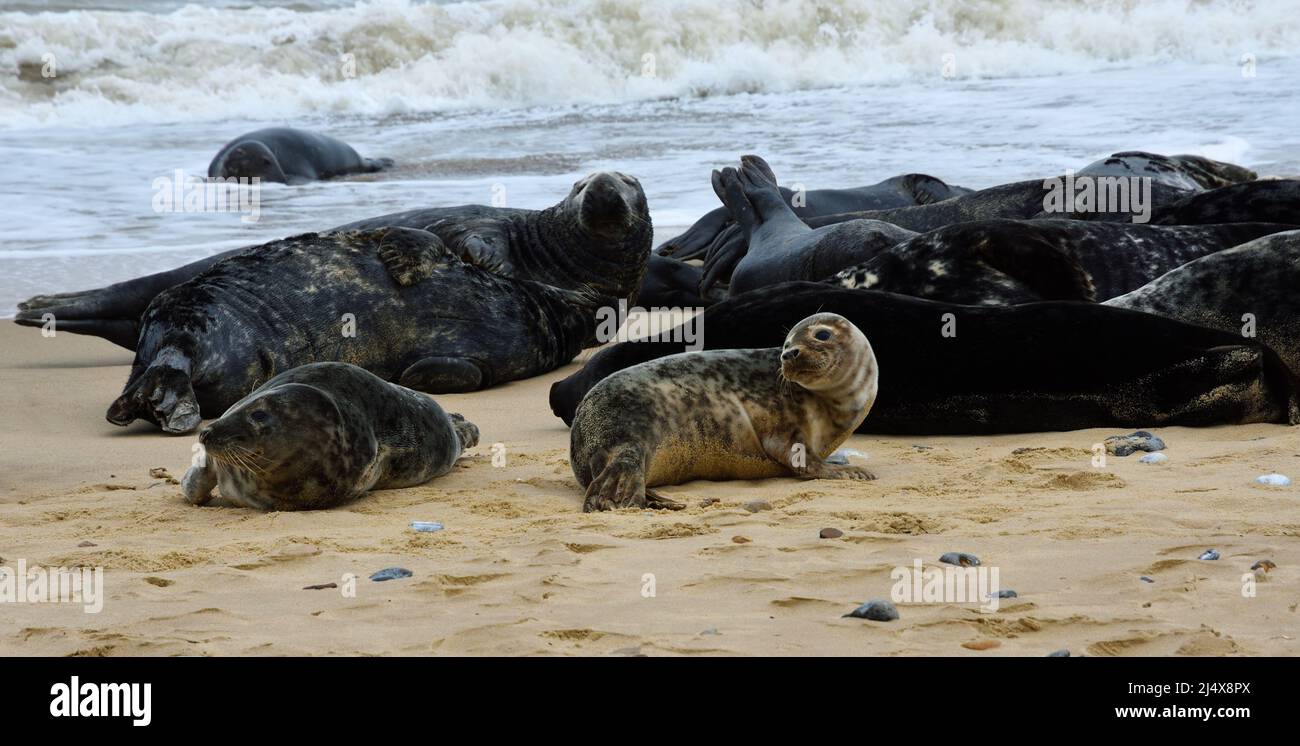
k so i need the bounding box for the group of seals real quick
[209,127,393,184]
[571,313,877,511]
[182,362,479,511]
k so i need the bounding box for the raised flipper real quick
[398,356,487,393]
[363,226,450,287]
[701,168,757,292]
[655,206,733,260]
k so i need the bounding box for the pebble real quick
[842,599,899,621]
[1104,431,1165,457]
[1047,649,1071,657]
[699,498,718,508]
[77,541,97,548]
[1256,473,1292,486]
[987,590,1018,599]
[700,627,720,636]
[370,567,413,582]
[827,449,867,465]
[819,527,844,539]
[962,640,1001,650]
[1140,576,1155,583]
[1138,453,1168,464]
[731,536,751,544]
[1251,559,1276,573]
[912,444,933,451]
[743,500,772,513]
[410,521,443,533]
[939,552,980,567]
[303,582,337,590]
[1198,549,1220,561]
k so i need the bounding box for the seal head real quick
[216,141,287,183]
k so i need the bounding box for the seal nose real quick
[198,427,212,445]
[782,347,800,361]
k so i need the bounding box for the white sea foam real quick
[3,0,1297,128]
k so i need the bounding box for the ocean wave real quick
[2,0,1296,128]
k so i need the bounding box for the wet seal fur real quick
[208,127,393,184]
[570,313,877,512]
[107,227,608,433]
[1106,229,1300,377]
[552,283,1300,435]
[17,172,651,351]
[182,362,478,511]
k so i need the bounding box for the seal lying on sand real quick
[208,127,393,184]
[107,227,607,433]
[571,313,877,512]
[551,283,1300,435]
[1106,229,1300,377]
[1076,151,1257,191]
[657,172,969,260]
[182,362,478,511]
[16,172,652,351]
[708,156,1289,301]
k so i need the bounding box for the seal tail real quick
[106,360,202,434]
[448,413,479,450]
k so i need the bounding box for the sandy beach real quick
[1,318,1296,657]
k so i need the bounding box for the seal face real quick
[180,362,478,511]
[207,127,392,184]
[569,312,878,512]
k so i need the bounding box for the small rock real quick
[731,535,751,544]
[410,521,443,533]
[962,639,1001,650]
[843,599,899,621]
[1198,549,1220,561]
[911,444,932,451]
[819,527,844,539]
[77,541,97,548]
[699,497,718,508]
[743,500,772,513]
[370,567,413,582]
[1256,473,1291,486]
[1104,431,1165,457]
[1140,576,1155,583]
[1251,559,1276,573]
[827,448,867,465]
[149,467,179,484]
[987,590,1017,599]
[700,627,720,636]
[303,582,337,590]
[1138,453,1168,464]
[939,552,980,567]
[1047,649,1070,657]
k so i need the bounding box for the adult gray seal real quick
[1076,151,1257,191]
[708,156,1290,301]
[182,362,478,511]
[16,172,652,350]
[106,227,608,433]
[1106,229,1300,377]
[570,312,877,512]
[208,127,393,184]
[551,283,1300,435]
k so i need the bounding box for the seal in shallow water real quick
[106,227,608,433]
[570,312,878,512]
[208,127,393,184]
[181,362,478,511]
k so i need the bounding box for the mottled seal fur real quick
[181,362,478,511]
[1106,229,1300,377]
[1076,151,1256,191]
[106,227,607,433]
[570,313,877,512]
[551,283,1300,435]
[16,172,651,350]
[208,127,392,184]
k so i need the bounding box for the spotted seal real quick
[181,362,478,510]
[570,312,877,512]
[106,227,609,433]
[208,127,393,184]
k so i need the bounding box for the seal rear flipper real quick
[106,364,202,434]
[447,412,480,450]
[13,315,140,350]
[974,230,1097,302]
[399,356,486,393]
[362,157,394,173]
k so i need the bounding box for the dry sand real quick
[1,320,1297,656]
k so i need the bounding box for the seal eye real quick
[249,410,270,424]
[814,329,832,341]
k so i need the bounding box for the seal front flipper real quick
[181,462,217,506]
[106,356,202,434]
[364,226,450,287]
[581,446,648,512]
[398,356,487,393]
[644,489,686,511]
[423,218,512,275]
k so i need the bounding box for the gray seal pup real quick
[570,312,877,512]
[182,362,478,511]
[105,227,608,433]
[208,127,393,184]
